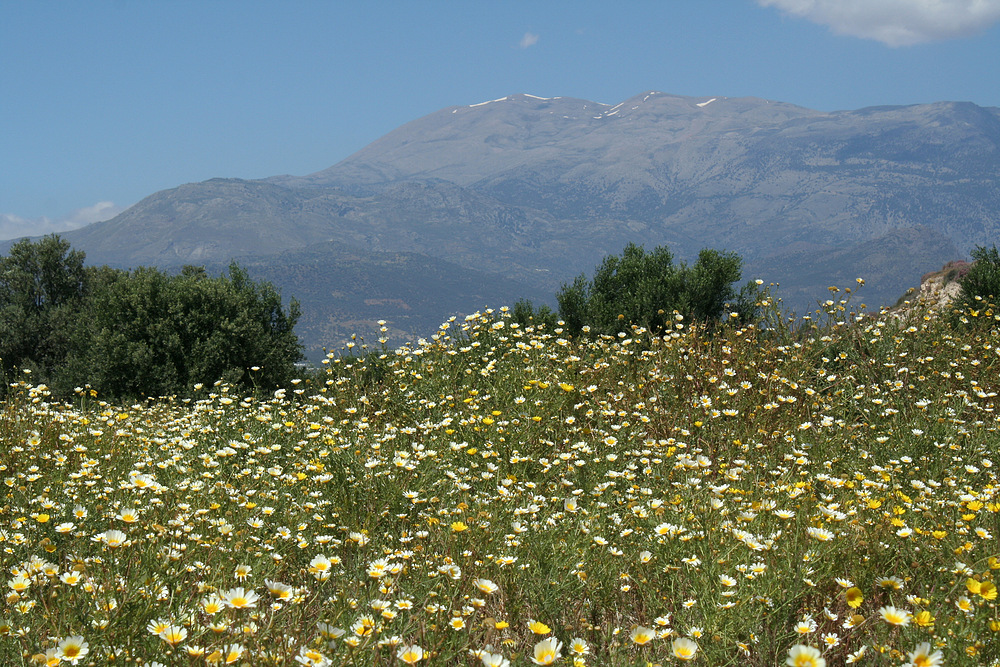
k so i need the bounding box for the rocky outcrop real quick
[918,261,970,309]
[893,260,970,315]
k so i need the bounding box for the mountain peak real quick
[465,93,570,108]
[300,91,826,188]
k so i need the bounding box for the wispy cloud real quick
[758,0,1000,46]
[0,201,125,242]
[519,32,540,49]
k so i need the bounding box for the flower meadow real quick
[2,287,1000,666]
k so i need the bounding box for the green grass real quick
[1,287,999,666]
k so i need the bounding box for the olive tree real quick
[554,242,750,335]
[81,263,303,398]
[0,236,303,399]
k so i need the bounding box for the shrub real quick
[510,298,558,330]
[0,236,302,399]
[955,245,1000,326]
[552,243,754,335]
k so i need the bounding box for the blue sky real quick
[3,0,1000,240]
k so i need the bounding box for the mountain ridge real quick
[5,90,998,355]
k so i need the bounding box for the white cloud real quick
[519,32,540,48]
[66,201,123,226]
[758,0,1000,46]
[0,201,125,242]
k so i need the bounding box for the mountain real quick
[196,243,551,360]
[10,91,1000,354]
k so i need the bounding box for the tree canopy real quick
[0,235,89,389]
[0,235,302,399]
[515,242,756,335]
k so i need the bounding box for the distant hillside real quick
[7,90,998,351]
[197,243,550,363]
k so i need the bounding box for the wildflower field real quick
[2,288,1000,666]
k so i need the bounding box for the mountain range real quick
[8,91,1000,359]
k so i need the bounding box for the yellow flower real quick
[528,619,551,635]
[351,615,376,637]
[450,521,468,532]
[913,610,935,627]
[845,587,863,608]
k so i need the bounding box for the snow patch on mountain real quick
[468,94,560,108]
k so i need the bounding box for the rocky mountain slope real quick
[9,91,998,354]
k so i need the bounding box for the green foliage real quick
[78,262,302,398]
[957,245,1000,325]
[679,248,743,321]
[554,242,752,335]
[0,235,89,391]
[584,243,679,333]
[0,237,303,400]
[510,298,558,330]
[554,274,589,334]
